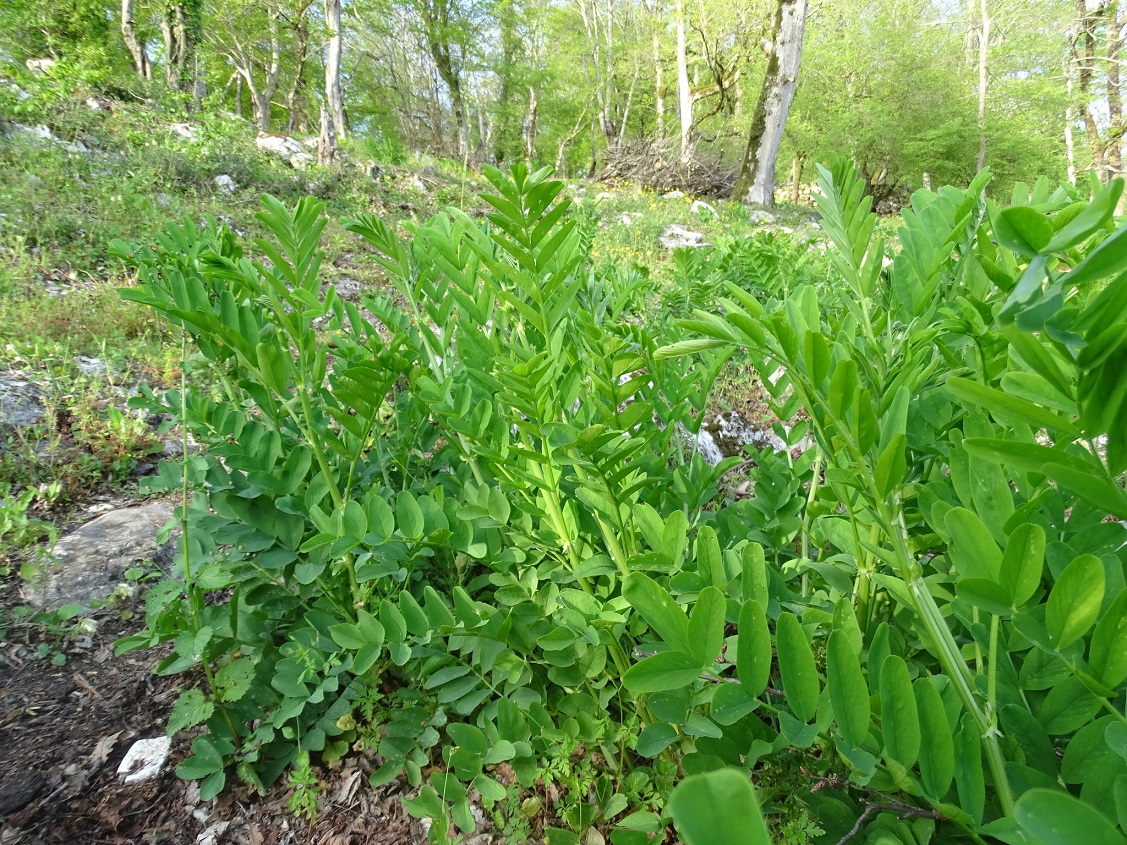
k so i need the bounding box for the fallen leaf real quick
[88,731,123,765]
[334,769,362,805]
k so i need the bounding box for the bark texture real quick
[675,0,692,162]
[976,0,990,172]
[325,0,347,140]
[734,0,807,206]
[121,0,151,79]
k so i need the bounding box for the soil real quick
[0,582,419,845]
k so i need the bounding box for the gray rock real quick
[75,355,108,376]
[0,375,45,428]
[256,133,315,169]
[748,209,776,225]
[659,224,709,249]
[168,123,199,142]
[213,174,237,193]
[22,502,177,609]
[5,123,87,153]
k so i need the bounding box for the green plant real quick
[654,158,1127,840]
[0,482,55,570]
[113,159,1127,845]
[4,602,91,666]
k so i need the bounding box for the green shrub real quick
[113,162,1127,845]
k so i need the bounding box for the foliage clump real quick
[114,161,1127,845]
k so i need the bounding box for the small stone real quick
[663,190,685,198]
[659,224,709,249]
[213,174,236,193]
[0,375,44,428]
[169,123,199,142]
[75,355,108,376]
[691,199,718,217]
[117,736,172,785]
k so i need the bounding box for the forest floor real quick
[0,576,425,844]
[0,87,841,844]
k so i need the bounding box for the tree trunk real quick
[653,31,665,144]
[524,87,538,167]
[555,102,590,173]
[418,0,469,156]
[1106,0,1124,180]
[675,0,692,163]
[229,11,281,131]
[1077,0,1107,179]
[734,0,807,206]
[1065,41,1077,183]
[162,2,194,91]
[789,154,804,205]
[121,0,151,79]
[319,104,337,166]
[588,117,598,177]
[325,0,347,141]
[976,0,990,172]
[284,8,311,134]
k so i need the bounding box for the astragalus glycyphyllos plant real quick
[110,166,746,838]
[113,159,1127,845]
[656,157,1127,843]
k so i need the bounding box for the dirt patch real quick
[0,590,419,845]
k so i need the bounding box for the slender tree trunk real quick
[1077,0,1107,179]
[1107,0,1124,180]
[1065,39,1077,183]
[162,2,194,91]
[976,0,990,172]
[789,153,804,204]
[524,87,538,167]
[284,9,310,134]
[653,32,665,144]
[617,58,640,149]
[589,117,598,176]
[325,0,347,141]
[676,0,692,162]
[235,74,243,117]
[121,0,151,79]
[734,0,807,206]
[229,12,281,131]
[556,102,590,173]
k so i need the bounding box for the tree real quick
[211,0,285,130]
[676,0,692,161]
[325,0,346,139]
[121,0,152,78]
[415,0,471,155]
[162,0,202,90]
[734,0,807,205]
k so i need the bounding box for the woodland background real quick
[0,0,1117,203]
